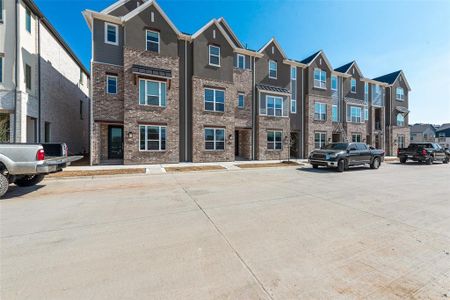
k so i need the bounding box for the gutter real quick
[184,39,188,161]
[13,0,19,142]
[37,18,41,142]
[252,56,256,160]
[301,68,304,158]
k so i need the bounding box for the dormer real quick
[256,38,290,87]
[335,61,365,100]
[300,50,333,94]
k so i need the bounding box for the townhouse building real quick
[84,0,411,165]
[0,0,90,153]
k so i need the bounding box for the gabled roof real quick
[217,17,243,48]
[335,61,363,77]
[191,19,237,48]
[373,70,411,91]
[436,123,450,132]
[101,0,129,14]
[410,123,436,134]
[258,37,287,59]
[299,50,333,71]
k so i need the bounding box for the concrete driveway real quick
[1,162,449,299]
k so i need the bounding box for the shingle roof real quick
[373,70,402,84]
[410,123,436,134]
[436,123,450,132]
[256,84,290,94]
[300,50,321,64]
[334,61,354,73]
[132,65,172,78]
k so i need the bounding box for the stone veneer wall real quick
[192,76,236,163]
[233,69,253,129]
[345,123,367,143]
[390,126,410,156]
[304,95,333,154]
[256,116,290,161]
[122,47,180,164]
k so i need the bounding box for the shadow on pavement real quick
[297,166,375,173]
[1,185,45,200]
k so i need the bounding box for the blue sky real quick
[36,0,450,124]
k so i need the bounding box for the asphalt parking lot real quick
[1,162,449,299]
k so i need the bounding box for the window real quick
[396,113,405,126]
[331,75,337,91]
[79,100,83,120]
[105,23,118,45]
[204,128,225,150]
[314,102,326,121]
[372,84,383,106]
[106,75,117,94]
[204,88,224,112]
[25,9,31,33]
[398,134,405,148]
[396,87,404,100]
[146,30,160,53]
[269,60,277,79]
[0,0,3,22]
[314,68,326,89]
[25,64,31,90]
[332,105,338,122]
[139,125,166,151]
[364,108,368,121]
[79,69,84,85]
[209,45,220,66]
[238,93,245,108]
[237,54,245,69]
[139,79,166,106]
[291,67,297,113]
[364,82,369,103]
[314,132,326,149]
[349,106,362,123]
[0,56,3,83]
[351,78,356,93]
[266,96,283,116]
[352,133,362,143]
[267,130,282,150]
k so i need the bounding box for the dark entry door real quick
[235,130,239,156]
[108,126,123,159]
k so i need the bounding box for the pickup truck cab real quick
[0,143,81,197]
[398,142,449,165]
[308,142,385,172]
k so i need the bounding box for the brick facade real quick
[305,95,333,154]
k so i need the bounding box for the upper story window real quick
[372,84,383,106]
[106,75,117,94]
[364,82,369,103]
[238,93,245,108]
[314,102,326,121]
[291,67,297,114]
[209,45,220,67]
[0,56,3,83]
[0,0,4,22]
[237,54,245,69]
[25,9,31,33]
[139,79,166,106]
[332,105,338,122]
[291,67,297,80]
[25,64,31,90]
[349,105,362,123]
[350,78,356,93]
[267,96,283,116]
[364,108,369,121]
[140,125,166,151]
[396,87,404,101]
[204,88,224,112]
[269,60,277,79]
[314,68,326,89]
[396,113,405,126]
[331,75,337,91]
[105,23,118,45]
[146,30,160,53]
[205,128,225,151]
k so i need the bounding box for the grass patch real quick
[237,161,300,169]
[165,165,225,173]
[48,168,146,178]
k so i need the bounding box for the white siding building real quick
[0,0,89,154]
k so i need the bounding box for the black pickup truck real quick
[308,142,385,172]
[397,142,449,164]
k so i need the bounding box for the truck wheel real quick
[426,157,433,165]
[443,158,449,164]
[370,157,381,169]
[0,173,8,197]
[337,159,345,172]
[400,157,407,164]
[312,164,319,169]
[14,174,45,187]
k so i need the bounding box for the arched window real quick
[397,114,405,127]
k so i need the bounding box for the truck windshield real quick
[323,143,348,150]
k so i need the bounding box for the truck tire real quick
[14,174,45,187]
[426,157,433,165]
[312,164,319,169]
[443,158,449,164]
[400,157,407,164]
[0,173,8,197]
[337,159,345,172]
[370,157,381,169]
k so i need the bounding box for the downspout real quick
[251,56,256,160]
[184,39,188,162]
[300,67,304,158]
[13,0,19,142]
[37,17,41,142]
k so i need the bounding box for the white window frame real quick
[349,105,362,123]
[139,125,166,151]
[146,30,160,53]
[291,66,297,80]
[209,45,221,67]
[332,105,338,122]
[314,102,327,121]
[314,132,326,149]
[204,88,225,112]
[291,99,297,114]
[291,66,297,113]
[331,75,337,91]
[364,82,369,101]
[364,108,369,121]
[352,133,362,143]
[104,23,119,45]
[25,9,31,33]
[396,113,405,127]
[398,134,405,148]
[204,128,225,151]
[237,54,245,69]
[396,87,404,101]
[106,75,118,94]
[238,93,245,108]
[350,78,356,93]
[267,130,282,151]
[139,79,166,107]
[269,60,277,79]
[314,68,326,89]
[265,95,283,117]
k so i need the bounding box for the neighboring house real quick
[83,0,411,164]
[410,123,436,143]
[0,0,90,154]
[436,123,450,149]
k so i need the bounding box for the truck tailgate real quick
[45,156,83,166]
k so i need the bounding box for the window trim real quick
[208,45,221,67]
[104,22,119,46]
[25,64,32,90]
[204,127,225,151]
[269,60,277,79]
[145,30,160,53]
[332,105,338,122]
[396,87,405,101]
[139,125,167,152]
[351,133,362,143]
[291,99,297,114]
[106,75,118,95]
[350,78,357,93]
[314,132,327,149]
[25,9,31,33]
[139,78,167,107]
[314,102,327,121]
[348,105,363,123]
[236,54,245,69]
[204,88,225,112]
[364,108,369,121]
[396,113,405,127]
[237,93,245,109]
[265,95,284,117]
[313,68,326,89]
[331,75,337,91]
[267,130,283,151]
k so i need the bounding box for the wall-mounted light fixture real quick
[128,132,133,139]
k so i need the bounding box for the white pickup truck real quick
[0,143,82,197]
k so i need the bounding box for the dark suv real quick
[308,143,385,172]
[397,142,449,164]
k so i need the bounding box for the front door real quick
[108,126,123,159]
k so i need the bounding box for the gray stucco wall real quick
[306,53,332,98]
[109,0,144,17]
[343,64,364,100]
[255,41,290,89]
[93,19,124,66]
